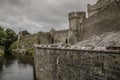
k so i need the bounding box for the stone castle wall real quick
[21,27,68,45]
[37,30,69,44]
[37,32,52,44]
[87,0,117,17]
[78,1,120,41]
[35,47,120,80]
[52,30,69,44]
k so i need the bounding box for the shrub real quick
[9,41,18,52]
[25,48,34,57]
[0,49,4,57]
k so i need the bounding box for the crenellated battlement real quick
[68,12,86,20]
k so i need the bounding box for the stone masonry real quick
[34,47,120,80]
[37,0,120,45]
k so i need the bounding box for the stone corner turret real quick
[68,11,86,44]
[50,27,55,33]
[50,27,55,37]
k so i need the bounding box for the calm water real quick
[0,55,34,80]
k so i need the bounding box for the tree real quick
[0,27,6,46]
[5,29,17,53]
[20,30,30,35]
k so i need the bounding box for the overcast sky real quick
[0,0,97,33]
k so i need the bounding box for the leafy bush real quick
[0,27,6,46]
[5,29,17,53]
[25,48,34,57]
[9,41,18,52]
[0,49,4,57]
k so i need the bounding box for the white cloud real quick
[0,0,97,33]
[0,16,43,33]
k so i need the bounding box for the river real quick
[0,54,34,80]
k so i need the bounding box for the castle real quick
[37,0,120,45]
[34,1,120,80]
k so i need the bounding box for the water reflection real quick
[0,54,34,80]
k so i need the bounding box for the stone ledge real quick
[34,44,120,54]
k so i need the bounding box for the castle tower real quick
[68,12,86,44]
[50,27,55,37]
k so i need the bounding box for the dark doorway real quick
[51,38,54,44]
[38,40,41,44]
[65,39,68,44]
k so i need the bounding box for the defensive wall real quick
[37,29,69,44]
[87,0,117,17]
[51,29,69,44]
[34,46,120,80]
[37,32,52,44]
[78,0,120,41]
